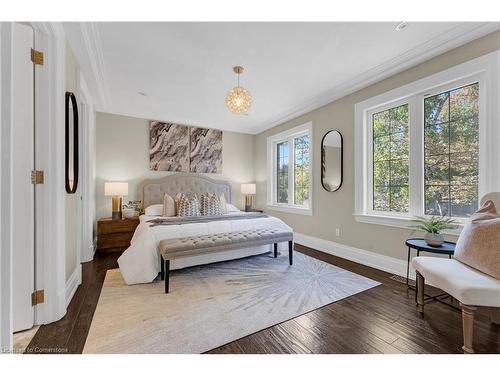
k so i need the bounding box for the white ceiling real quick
[63,22,499,134]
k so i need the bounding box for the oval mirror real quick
[65,91,79,194]
[321,130,343,192]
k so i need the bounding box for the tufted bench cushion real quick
[159,228,293,260]
[159,228,294,293]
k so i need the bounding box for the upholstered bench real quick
[412,257,500,353]
[159,228,294,293]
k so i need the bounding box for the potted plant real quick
[122,200,144,218]
[411,216,457,247]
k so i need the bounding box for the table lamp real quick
[105,182,129,220]
[241,183,256,212]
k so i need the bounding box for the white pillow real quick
[162,193,176,217]
[144,204,163,216]
[226,203,240,213]
[219,193,228,214]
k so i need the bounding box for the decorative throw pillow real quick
[219,193,228,214]
[177,194,201,217]
[174,193,186,216]
[200,193,222,216]
[454,200,500,279]
[162,193,175,217]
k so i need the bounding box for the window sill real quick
[267,204,312,216]
[353,213,463,236]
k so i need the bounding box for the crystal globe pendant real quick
[225,66,252,114]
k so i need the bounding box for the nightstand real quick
[97,217,140,253]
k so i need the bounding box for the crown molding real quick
[80,22,111,110]
[252,22,500,135]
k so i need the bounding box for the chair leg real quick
[160,257,165,280]
[460,303,476,354]
[288,240,293,265]
[274,243,278,258]
[416,271,425,315]
[164,260,170,294]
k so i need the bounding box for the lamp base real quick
[245,195,253,212]
[111,196,122,220]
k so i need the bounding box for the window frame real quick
[367,98,412,218]
[267,122,313,216]
[354,51,500,231]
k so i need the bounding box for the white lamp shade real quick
[241,183,256,195]
[104,182,129,196]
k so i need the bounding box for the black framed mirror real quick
[65,91,79,194]
[321,130,343,192]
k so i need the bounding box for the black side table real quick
[405,238,456,286]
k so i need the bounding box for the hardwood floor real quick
[26,245,500,354]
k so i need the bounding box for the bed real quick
[117,173,292,285]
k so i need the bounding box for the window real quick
[424,83,479,217]
[372,104,409,213]
[355,51,500,229]
[267,122,313,215]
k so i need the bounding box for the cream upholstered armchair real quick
[412,192,500,354]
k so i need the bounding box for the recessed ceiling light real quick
[395,22,408,31]
[138,91,146,96]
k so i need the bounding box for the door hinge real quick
[31,48,44,65]
[31,290,45,306]
[31,170,44,184]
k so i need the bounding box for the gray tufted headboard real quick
[137,173,232,208]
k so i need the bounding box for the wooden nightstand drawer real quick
[97,217,139,253]
[98,217,139,235]
[97,232,134,250]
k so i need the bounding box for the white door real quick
[12,23,35,332]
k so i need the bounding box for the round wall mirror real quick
[321,130,343,192]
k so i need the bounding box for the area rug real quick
[83,252,380,353]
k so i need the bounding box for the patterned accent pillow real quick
[177,194,201,217]
[174,193,186,216]
[200,193,223,216]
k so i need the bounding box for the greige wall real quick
[95,112,255,219]
[255,30,500,262]
[65,42,78,281]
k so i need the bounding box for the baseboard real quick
[65,265,82,308]
[294,232,416,280]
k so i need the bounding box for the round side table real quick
[405,238,456,286]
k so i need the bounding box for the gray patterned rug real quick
[83,252,380,353]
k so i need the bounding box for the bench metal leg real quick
[160,257,165,280]
[288,241,293,265]
[416,271,424,315]
[273,243,278,258]
[164,260,170,294]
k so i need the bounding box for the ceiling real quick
[63,22,499,134]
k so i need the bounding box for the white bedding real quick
[117,212,292,285]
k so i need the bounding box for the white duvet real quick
[117,212,292,285]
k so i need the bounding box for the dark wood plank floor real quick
[26,245,500,354]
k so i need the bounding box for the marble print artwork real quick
[83,252,380,354]
[149,121,189,171]
[190,127,223,173]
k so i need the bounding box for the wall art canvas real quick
[149,121,189,171]
[189,127,223,173]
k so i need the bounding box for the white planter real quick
[122,208,138,219]
[424,232,444,247]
